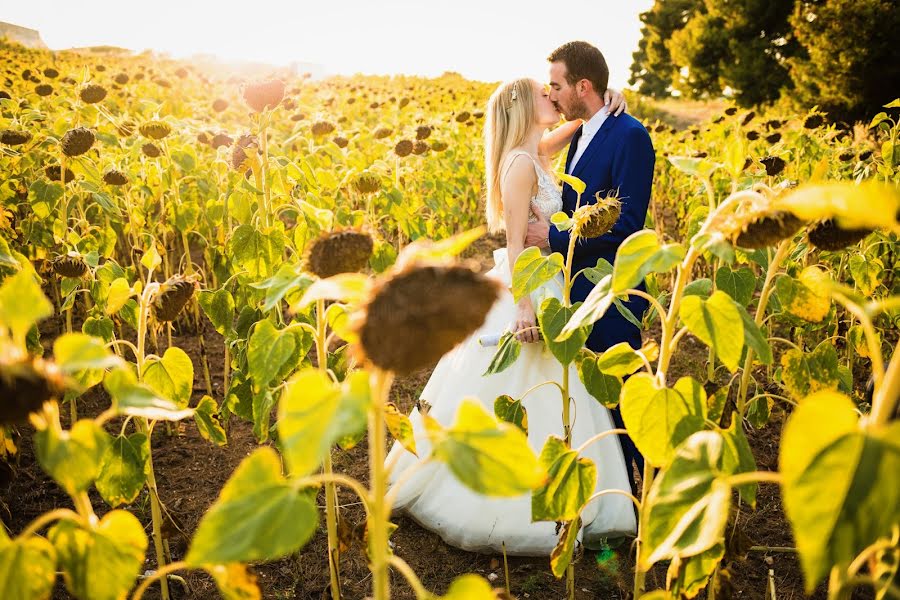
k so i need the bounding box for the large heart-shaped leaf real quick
[532,436,596,521]
[780,391,900,592]
[49,510,147,600]
[278,369,369,476]
[780,341,840,400]
[715,266,755,306]
[35,419,110,496]
[247,320,296,392]
[511,247,564,303]
[0,269,52,346]
[493,395,528,434]
[612,230,685,294]
[96,433,149,507]
[641,431,732,569]
[427,399,543,497]
[539,297,589,366]
[194,395,228,447]
[186,447,319,565]
[679,291,744,372]
[596,342,644,377]
[104,368,195,421]
[0,533,57,600]
[620,374,707,468]
[198,288,236,337]
[577,357,622,409]
[142,346,194,408]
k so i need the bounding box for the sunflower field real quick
[0,38,898,600]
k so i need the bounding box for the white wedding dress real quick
[385,152,637,556]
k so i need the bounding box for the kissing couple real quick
[386,40,655,555]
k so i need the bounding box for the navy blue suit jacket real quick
[548,112,655,353]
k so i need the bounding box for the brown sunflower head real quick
[35,84,53,96]
[311,121,336,137]
[803,114,825,130]
[141,142,161,158]
[353,261,501,375]
[61,127,95,157]
[333,136,349,148]
[0,356,65,426]
[733,211,804,249]
[373,127,393,139]
[230,134,258,171]
[574,194,621,239]
[103,169,129,186]
[139,121,172,140]
[79,83,107,104]
[153,274,198,321]
[45,165,75,183]
[455,111,471,123]
[116,120,136,137]
[807,219,872,251]
[394,140,413,157]
[412,140,429,155]
[1,129,32,146]
[353,172,381,195]
[430,140,448,152]
[51,254,88,278]
[114,73,129,85]
[415,125,432,140]
[242,79,285,113]
[212,98,228,112]
[759,156,786,177]
[305,229,374,279]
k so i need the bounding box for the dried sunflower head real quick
[412,140,429,155]
[0,129,32,146]
[242,79,285,113]
[353,261,501,375]
[333,136,349,149]
[430,140,448,152]
[734,211,804,249]
[61,127,95,157]
[51,254,88,277]
[455,111,471,123]
[153,274,198,321]
[394,140,413,157]
[141,142,161,158]
[230,134,258,171]
[103,169,129,186]
[373,127,392,139]
[43,68,59,78]
[35,84,53,96]
[807,219,872,251]
[45,165,75,183]
[353,172,381,195]
[139,121,171,140]
[766,132,782,144]
[0,356,65,426]
[116,120,136,137]
[305,229,374,278]
[415,125,432,140]
[759,156,786,177]
[803,114,825,130]
[573,194,621,239]
[79,83,107,104]
[311,121,335,137]
[212,98,228,112]
[114,73,129,85]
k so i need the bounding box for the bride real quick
[385,78,637,555]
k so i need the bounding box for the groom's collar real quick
[581,104,610,139]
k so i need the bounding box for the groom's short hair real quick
[548,41,609,96]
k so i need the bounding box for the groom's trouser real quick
[577,277,649,498]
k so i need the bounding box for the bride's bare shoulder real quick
[500,152,537,197]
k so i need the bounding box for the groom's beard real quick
[559,97,589,121]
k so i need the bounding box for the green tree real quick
[629,0,702,97]
[788,0,900,122]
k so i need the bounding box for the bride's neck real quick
[518,126,544,155]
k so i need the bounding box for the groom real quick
[526,41,655,494]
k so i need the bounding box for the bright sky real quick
[2,0,654,87]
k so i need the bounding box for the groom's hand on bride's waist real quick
[525,207,550,249]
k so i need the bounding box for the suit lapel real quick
[572,115,617,179]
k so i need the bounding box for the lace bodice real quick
[502,151,563,223]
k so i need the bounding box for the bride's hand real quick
[604,88,627,117]
[514,300,539,344]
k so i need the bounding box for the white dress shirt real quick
[568,105,610,174]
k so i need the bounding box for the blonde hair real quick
[484,78,536,233]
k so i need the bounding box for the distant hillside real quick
[0,22,47,49]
